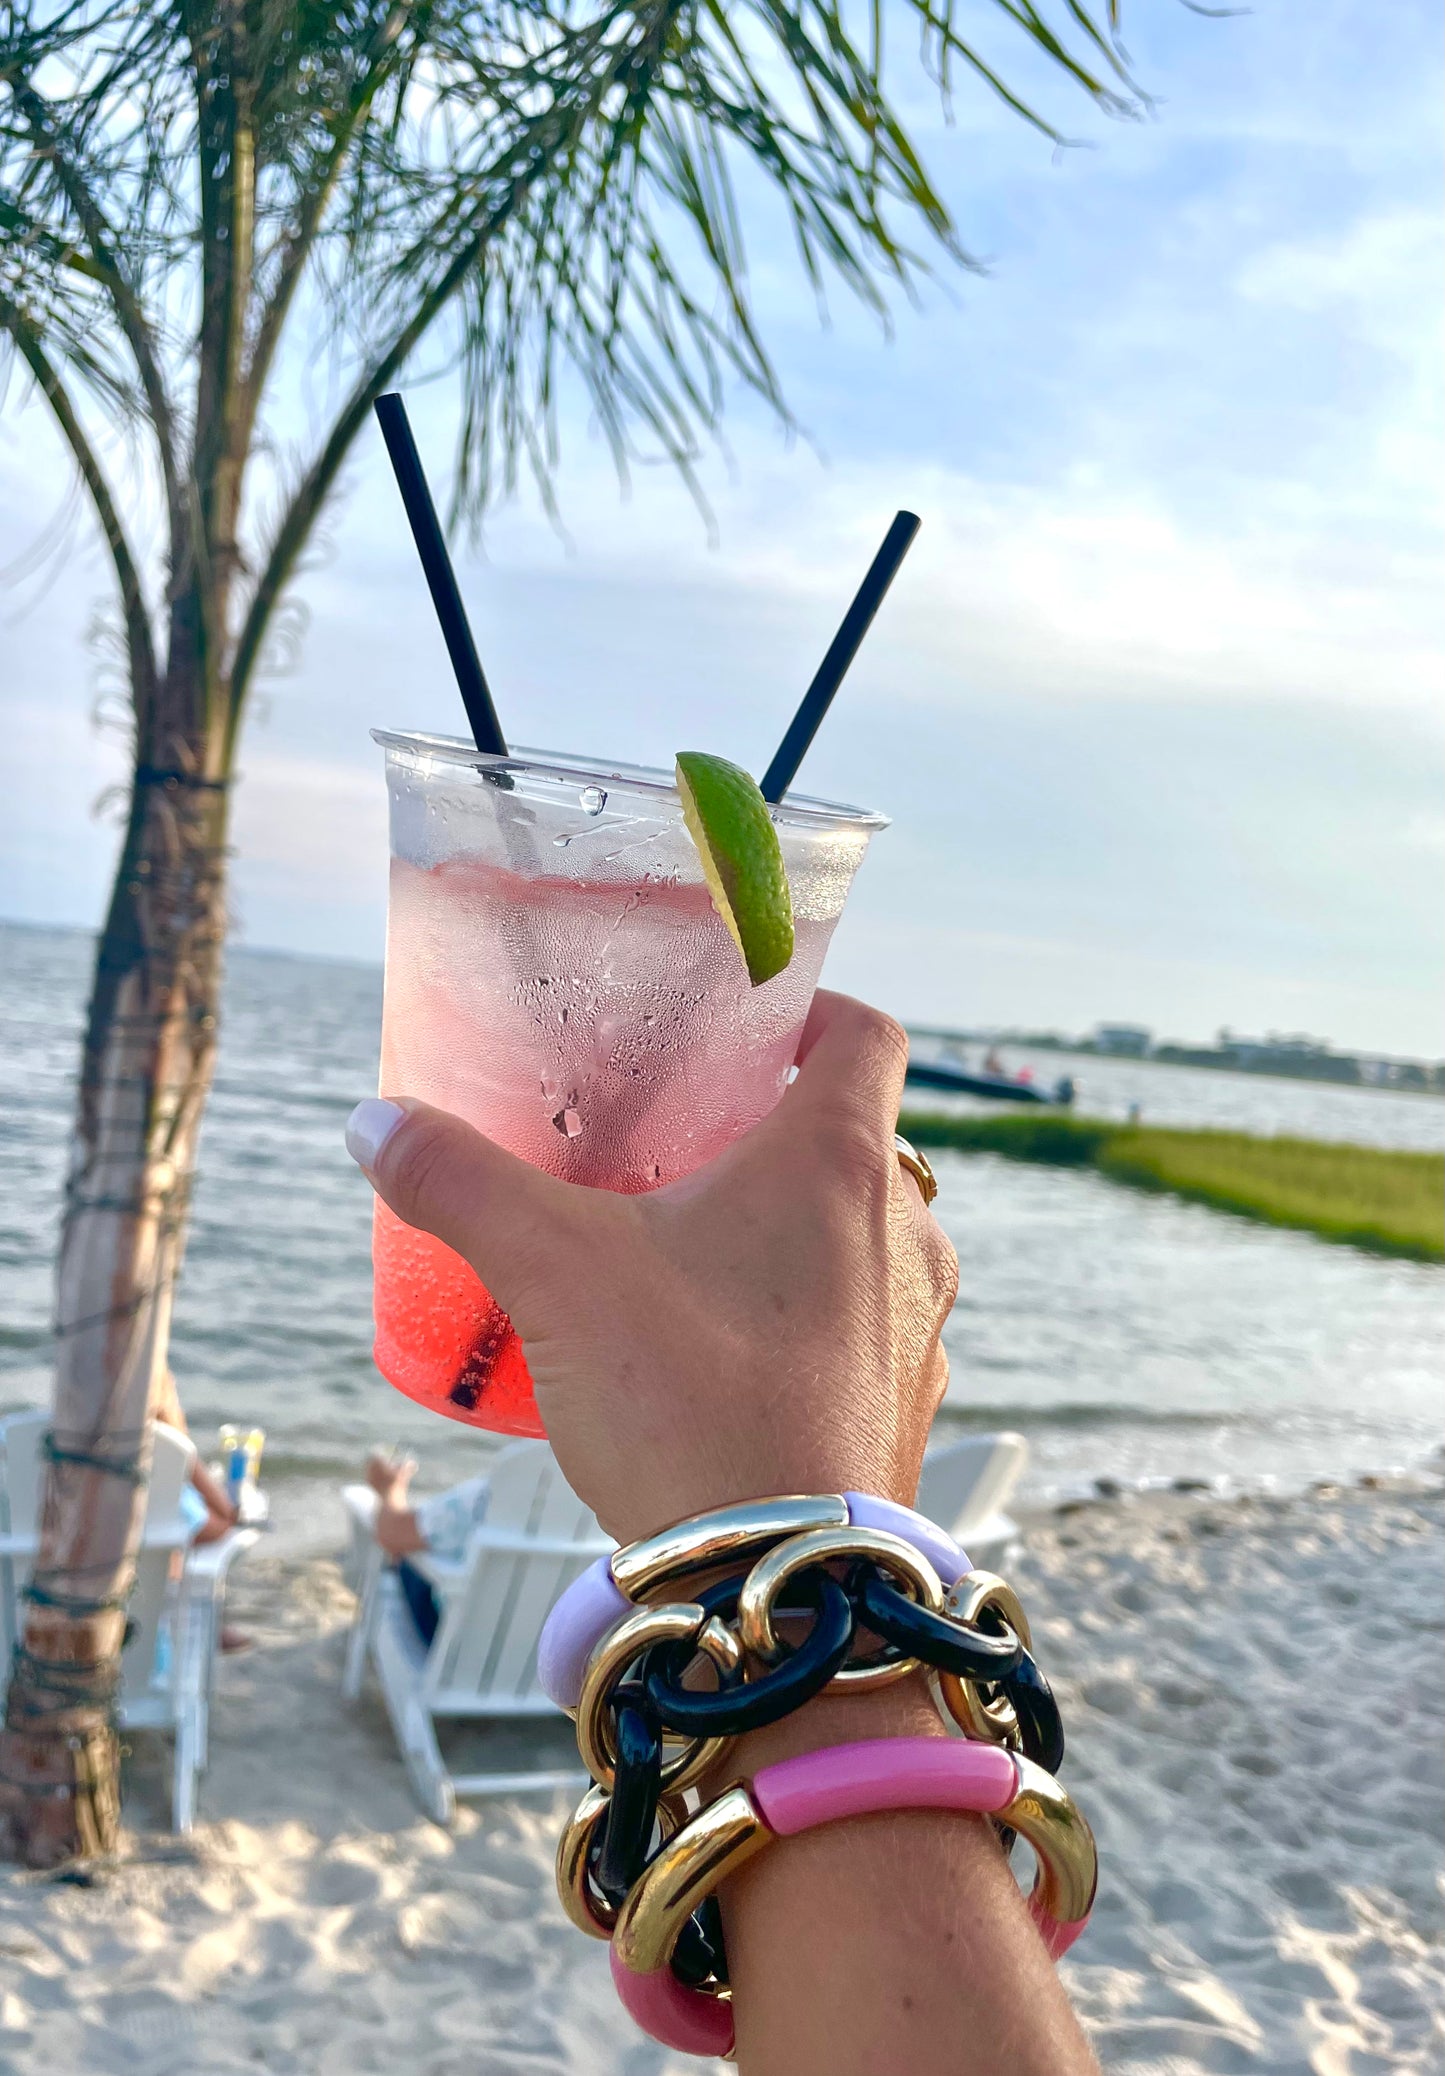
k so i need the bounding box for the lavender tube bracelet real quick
[538,1493,970,1711]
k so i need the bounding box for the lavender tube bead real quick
[843,1491,970,1586]
[537,1555,629,1709]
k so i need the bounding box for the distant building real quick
[1218,1029,1330,1066]
[1093,1023,1151,1057]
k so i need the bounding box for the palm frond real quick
[2,0,1145,707]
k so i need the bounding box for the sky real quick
[2,0,1442,1056]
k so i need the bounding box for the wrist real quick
[604,1455,922,1550]
[722,1670,948,1781]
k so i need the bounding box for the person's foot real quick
[365,1448,416,1503]
[220,1625,253,1653]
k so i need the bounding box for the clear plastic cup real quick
[370,732,887,1435]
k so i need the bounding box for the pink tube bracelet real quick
[607,1737,1097,2056]
[538,1492,969,1711]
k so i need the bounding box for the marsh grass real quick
[896,1112,1445,1263]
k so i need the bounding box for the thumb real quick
[345,1096,572,1313]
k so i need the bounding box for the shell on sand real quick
[0,1484,1439,2075]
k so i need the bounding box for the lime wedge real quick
[675,752,795,986]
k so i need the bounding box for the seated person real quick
[154,1366,242,1544]
[153,1366,250,1650]
[364,1449,491,1644]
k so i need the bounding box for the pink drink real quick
[371,734,885,1435]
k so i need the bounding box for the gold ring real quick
[555,1784,622,1938]
[612,1785,775,1977]
[1006,1752,1098,1927]
[575,1602,742,1793]
[936,1570,1032,1745]
[555,1782,690,1940]
[736,1524,943,1690]
[894,1133,939,1206]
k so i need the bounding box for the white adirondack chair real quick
[915,1431,1029,1573]
[0,1407,257,1831]
[340,1439,612,1821]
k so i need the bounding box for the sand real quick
[0,1479,1440,2075]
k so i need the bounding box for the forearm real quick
[721,1683,1098,2076]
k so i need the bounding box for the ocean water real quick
[1,921,1441,1535]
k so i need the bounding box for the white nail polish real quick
[346,1097,406,1170]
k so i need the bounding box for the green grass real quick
[896,1110,1445,1263]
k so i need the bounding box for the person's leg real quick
[396,1558,440,1644]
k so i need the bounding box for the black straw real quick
[759,511,920,804]
[373,393,507,757]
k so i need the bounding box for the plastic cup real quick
[369,732,888,1436]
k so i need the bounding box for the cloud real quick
[230,750,387,881]
[384,434,1442,718]
[226,750,389,956]
[1235,208,1441,332]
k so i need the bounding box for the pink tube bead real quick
[1029,1895,1091,1959]
[609,1946,735,2058]
[843,1491,969,1586]
[536,1556,629,1710]
[752,1736,1019,1835]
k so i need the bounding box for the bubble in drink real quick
[369,738,884,1436]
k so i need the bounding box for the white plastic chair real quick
[341,1439,613,1821]
[0,1407,257,1831]
[915,1431,1029,1574]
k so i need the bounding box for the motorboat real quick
[904,1049,1075,1106]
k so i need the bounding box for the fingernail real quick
[346,1097,406,1171]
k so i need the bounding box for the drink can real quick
[217,1423,247,1506]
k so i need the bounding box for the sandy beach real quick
[0,1477,1439,2076]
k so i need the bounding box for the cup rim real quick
[371,729,890,833]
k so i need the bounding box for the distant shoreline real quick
[0,912,383,976]
[897,1109,1445,1263]
[909,1026,1445,1100]
[909,1025,1436,1096]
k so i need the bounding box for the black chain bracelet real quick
[585,1554,1066,1997]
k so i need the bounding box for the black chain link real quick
[643,1570,854,1737]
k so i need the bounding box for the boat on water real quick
[904,1049,1076,1106]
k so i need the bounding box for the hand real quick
[347,996,1097,2076]
[346,992,957,1542]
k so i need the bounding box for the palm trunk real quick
[0,724,230,1867]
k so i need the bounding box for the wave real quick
[0,1325,50,1354]
[937,1399,1272,1432]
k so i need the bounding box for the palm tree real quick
[0,0,1136,1862]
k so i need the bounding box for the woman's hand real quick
[346,991,957,1542]
[346,991,1097,2076]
